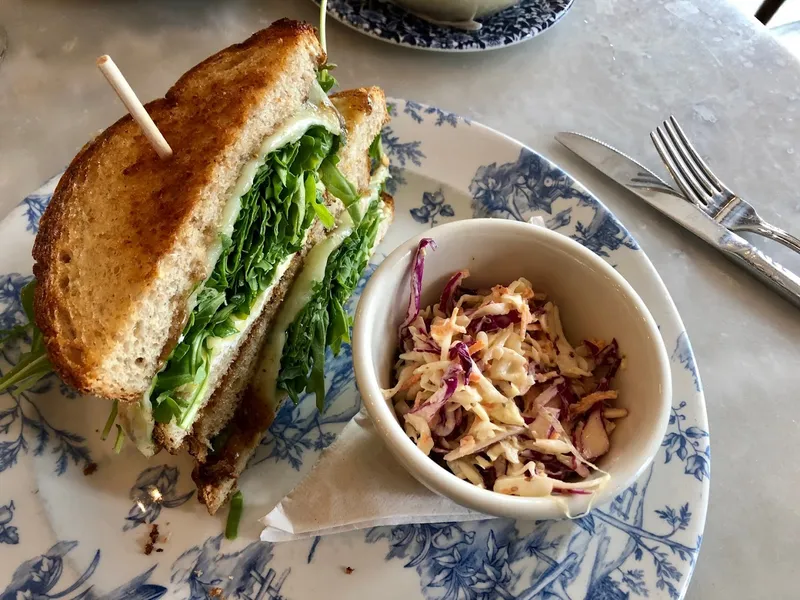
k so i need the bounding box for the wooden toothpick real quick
[96,55,173,159]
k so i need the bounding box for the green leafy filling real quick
[152,125,341,428]
[277,198,384,411]
[0,281,52,394]
[319,154,361,224]
[368,134,384,173]
[317,65,337,94]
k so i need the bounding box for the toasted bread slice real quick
[33,20,328,401]
[328,88,390,193]
[192,89,392,514]
[178,88,390,459]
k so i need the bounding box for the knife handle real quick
[722,237,800,309]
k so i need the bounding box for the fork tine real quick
[663,118,719,197]
[654,124,711,206]
[668,116,729,194]
[650,128,707,208]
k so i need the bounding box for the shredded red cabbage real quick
[556,379,577,412]
[409,363,462,423]
[433,406,463,437]
[466,310,521,336]
[583,339,602,356]
[439,269,469,316]
[399,238,437,349]
[481,465,498,491]
[448,341,473,381]
[595,339,619,361]
[594,339,621,391]
[519,450,572,480]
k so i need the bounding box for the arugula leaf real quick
[101,399,119,441]
[277,198,384,411]
[226,490,244,540]
[307,172,335,229]
[0,322,28,346]
[152,126,339,428]
[317,65,337,94]
[0,280,53,394]
[368,133,384,173]
[319,155,361,224]
[113,424,125,453]
[19,281,35,323]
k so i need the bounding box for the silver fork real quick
[650,116,800,255]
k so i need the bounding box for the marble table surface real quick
[1,0,799,597]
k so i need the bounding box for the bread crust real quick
[330,87,389,193]
[33,20,326,400]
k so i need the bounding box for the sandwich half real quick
[193,87,394,514]
[30,20,361,456]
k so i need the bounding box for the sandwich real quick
[193,88,392,514]
[0,19,393,485]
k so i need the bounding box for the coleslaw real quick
[384,239,628,499]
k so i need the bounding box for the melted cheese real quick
[118,391,156,457]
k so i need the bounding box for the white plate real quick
[0,98,709,600]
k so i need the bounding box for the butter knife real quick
[555,132,800,309]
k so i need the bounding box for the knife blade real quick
[555,131,800,309]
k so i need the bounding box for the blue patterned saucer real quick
[0,98,708,599]
[314,0,574,52]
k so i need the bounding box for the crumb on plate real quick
[144,524,160,556]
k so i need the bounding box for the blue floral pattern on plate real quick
[124,465,195,531]
[0,384,92,476]
[470,148,639,257]
[0,500,18,545]
[315,0,574,52]
[410,190,455,227]
[0,97,708,599]
[1,535,290,600]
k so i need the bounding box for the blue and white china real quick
[0,98,708,599]
[315,0,574,52]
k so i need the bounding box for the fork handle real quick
[740,221,800,255]
[724,237,800,309]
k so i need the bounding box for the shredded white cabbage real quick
[384,269,628,504]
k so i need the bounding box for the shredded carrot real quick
[570,390,618,417]
[587,338,607,351]
[486,285,510,304]
[400,373,422,391]
[431,320,465,338]
[468,371,481,384]
[468,340,485,355]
